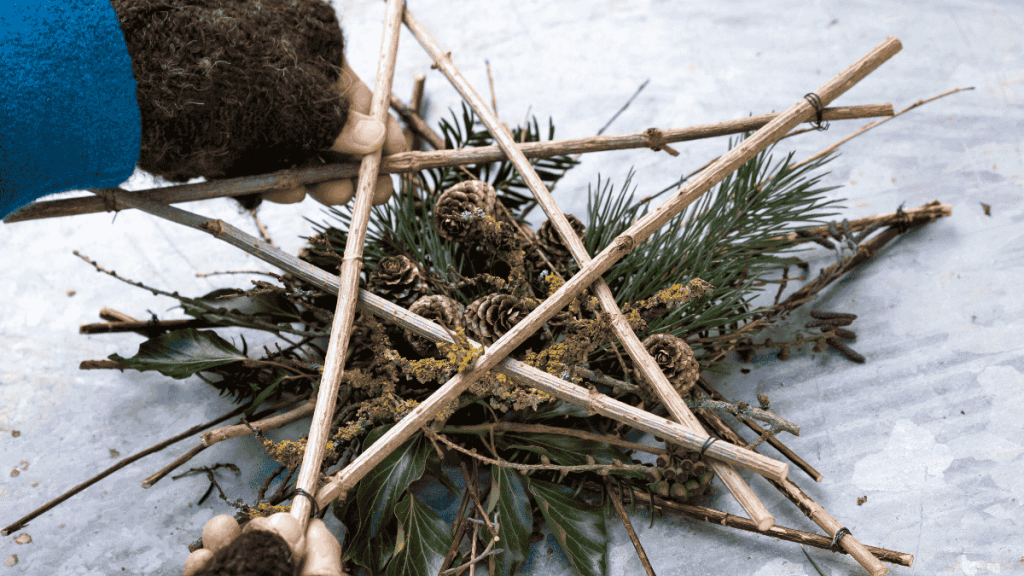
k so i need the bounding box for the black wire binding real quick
[803,92,830,131]
[292,488,321,519]
[829,526,852,552]
[698,436,718,458]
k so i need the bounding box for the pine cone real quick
[434,181,498,242]
[465,293,529,346]
[369,255,427,306]
[404,295,465,356]
[642,333,700,396]
[538,215,586,263]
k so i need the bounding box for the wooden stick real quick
[698,403,891,575]
[604,477,658,576]
[404,6,833,533]
[80,318,213,334]
[287,0,404,528]
[695,377,823,483]
[84,187,787,490]
[790,86,974,171]
[2,105,891,224]
[780,201,952,244]
[617,488,913,567]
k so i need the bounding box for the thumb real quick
[331,111,386,156]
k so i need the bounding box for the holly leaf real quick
[340,426,431,571]
[181,288,301,324]
[108,328,247,380]
[527,478,607,576]
[487,466,533,576]
[386,493,453,576]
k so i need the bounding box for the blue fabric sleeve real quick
[1,0,141,220]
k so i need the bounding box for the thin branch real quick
[1,397,265,536]
[597,79,650,136]
[790,86,974,170]
[604,477,657,576]
[3,105,893,224]
[442,422,667,456]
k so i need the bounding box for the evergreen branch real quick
[3,105,892,224]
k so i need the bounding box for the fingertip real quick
[184,549,215,576]
[262,186,307,204]
[309,179,355,206]
[202,514,241,554]
[372,175,395,205]
[383,113,410,156]
[332,111,386,155]
[299,518,344,576]
[266,512,305,560]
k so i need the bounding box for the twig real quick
[3,105,893,224]
[442,519,502,576]
[781,201,952,245]
[80,317,214,334]
[141,391,311,485]
[790,86,974,171]
[597,79,650,136]
[605,477,657,576]
[1,396,265,536]
[407,72,427,151]
[442,422,667,456]
[288,0,404,529]
[458,460,498,542]
[247,207,275,246]
[697,403,891,575]
[485,60,498,115]
[605,486,913,567]
[437,484,474,576]
[695,378,822,483]
[425,429,648,475]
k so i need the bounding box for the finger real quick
[308,179,355,206]
[202,515,241,554]
[338,61,373,115]
[298,518,344,576]
[264,512,306,565]
[262,186,307,204]
[373,175,395,205]
[183,549,215,576]
[330,110,386,156]
[383,112,411,156]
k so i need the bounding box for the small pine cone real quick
[538,215,586,263]
[642,333,700,396]
[464,293,529,346]
[369,255,427,306]
[434,180,497,242]
[404,295,465,356]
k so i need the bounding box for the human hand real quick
[183,513,344,576]
[262,61,411,208]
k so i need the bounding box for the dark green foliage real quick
[387,493,454,576]
[497,433,641,480]
[181,288,302,325]
[488,467,534,576]
[108,328,247,380]
[527,478,608,576]
[338,426,431,572]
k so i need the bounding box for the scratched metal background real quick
[2,1,1022,574]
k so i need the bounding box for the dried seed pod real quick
[692,460,708,477]
[433,180,497,242]
[810,310,858,321]
[403,295,466,356]
[678,459,694,475]
[652,480,671,498]
[670,482,689,501]
[776,346,791,361]
[369,255,427,307]
[644,467,662,483]
[538,214,586,263]
[464,293,529,346]
[656,454,672,468]
[833,327,857,340]
[662,467,677,481]
[698,470,715,486]
[812,338,826,353]
[826,337,866,363]
[684,479,700,494]
[641,333,700,397]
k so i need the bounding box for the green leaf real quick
[340,427,431,571]
[182,288,301,324]
[244,369,287,419]
[498,432,643,480]
[424,448,460,495]
[489,467,533,576]
[108,328,247,380]
[527,477,607,576]
[386,493,453,576]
